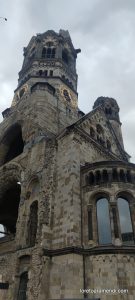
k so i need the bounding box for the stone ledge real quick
[43,245,135,257]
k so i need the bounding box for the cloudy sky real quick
[1,0,135,161]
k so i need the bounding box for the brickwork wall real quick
[85,254,135,300]
[49,254,83,299]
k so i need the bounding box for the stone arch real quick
[18,255,31,275]
[0,163,22,235]
[26,176,40,200]
[116,190,134,204]
[89,190,110,205]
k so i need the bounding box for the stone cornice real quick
[81,160,135,172]
[43,245,135,257]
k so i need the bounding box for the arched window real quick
[112,168,119,181]
[89,172,95,185]
[102,170,109,183]
[127,170,132,183]
[117,198,134,244]
[0,182,21,235]
[119,169,126,182]
[96,124,104,135]
[19,88,26,98]
[63,89,71,102]
[62,50,69,64]
[52,48,56,58]
[3,124,24,165]
[90,127,95,138]
[39,70,43,76]
[97,198,112,244]
[42,47,56,59]
[27,201,38,247]
[106,140,111,151]
[95,170,101,185]
[17,272,28,300]
[105,107,112,115]
[42,47,46,58]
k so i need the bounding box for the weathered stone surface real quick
[0,29,134,300]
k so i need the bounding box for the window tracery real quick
[42,47,56,59]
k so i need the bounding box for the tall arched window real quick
[90,127,95,138]
[96,124,104,135]
[2,124,24,165]
[42,47,56,59]
[95,170,101,185]
[97,198,112,244]
[112,168,119,181]
[102,170,109,183]
[62,49,69,64]
[17,272,28,300]
[27,201,38,247]
[89,172,95,185]
[0,182,21,235]
[117,198,134,244]
[119,170,126,182]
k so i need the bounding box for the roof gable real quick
[74,106,129,161]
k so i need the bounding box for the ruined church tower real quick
[0,30,134,300]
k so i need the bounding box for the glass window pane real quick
[118,198,134,244]
[97,198,112,244]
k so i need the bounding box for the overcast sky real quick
[1,0,135,161]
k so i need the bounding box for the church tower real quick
[93,96,124,149]
[11,30,81,135]
[0,30,135,300]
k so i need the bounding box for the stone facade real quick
[0,29,134,300]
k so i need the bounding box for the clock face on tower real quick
[60,85,77,108]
